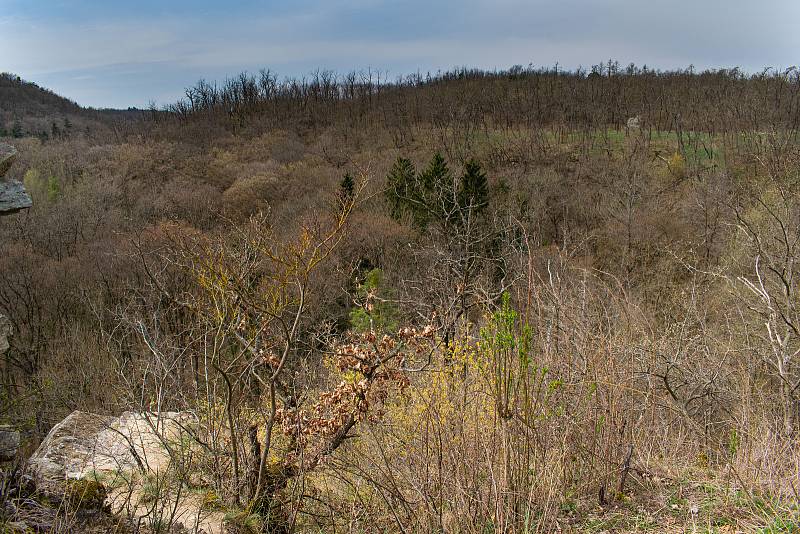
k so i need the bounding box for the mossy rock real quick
[65,478,109,512]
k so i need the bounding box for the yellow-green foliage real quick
[22,168,43,199]
[299,284,651,532]
[667,151,686,178]
[22,167,60,202]
[200,489,223,511]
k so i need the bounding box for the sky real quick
[1,0,799,109]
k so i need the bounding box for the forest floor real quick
[560,469,798,533]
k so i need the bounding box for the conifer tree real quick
[419,152,450,194]
[458,158,489,214]
[339,172,355,202]
[385,157,417,221]
[386,153,490,229]
[418,152,455,224]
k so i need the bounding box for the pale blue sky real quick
[1,0,798,109]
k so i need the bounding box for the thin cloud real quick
[2,0,797,108]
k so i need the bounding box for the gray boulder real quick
[0,180,32,214]
[27,410,223,532]
[28,410,197,494]
[0,143,32,215]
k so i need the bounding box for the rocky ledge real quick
[19,410,225,533]
[0,143,32,215]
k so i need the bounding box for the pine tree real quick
[386,153,475,228]
[418,152,455,224]
[338,172,355,208]
[11,121,22,138]
[458,158,489,214]
[419,152,450,194]
[348,268,399,333]
[385,157,417,221]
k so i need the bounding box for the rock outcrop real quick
[0,143,32,215]
[27,410,224,533]
[28,410,197,494]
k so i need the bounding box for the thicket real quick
[2,63,800,531]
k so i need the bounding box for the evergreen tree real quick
[339,172,355,201]
[418,152,455,225]
[419,152,450,193]
[386,153,489,229]
[11,121,22,138]
[385,157,417,221]
[458,158,489,214]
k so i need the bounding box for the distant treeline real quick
[0,72,143,142]
[156,62,800,139]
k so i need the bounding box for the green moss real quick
[65,478,108,511]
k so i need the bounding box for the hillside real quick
[0,73,82,114]
[0,73,138,141]
[1,65,800,532]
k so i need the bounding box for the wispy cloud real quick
[2,0,798,108]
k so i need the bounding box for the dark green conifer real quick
[418,152,455,224]
[385,157,417,220]
[339,172,355,201]
[458,158,488,214]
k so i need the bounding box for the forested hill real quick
[0,72,140,140]
[0,73,81,115]
[2,64,800,531]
